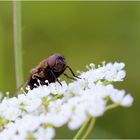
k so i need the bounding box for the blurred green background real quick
[0,1,140,139]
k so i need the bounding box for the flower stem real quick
[81,118,96,140]
[106,103,119,111]
[79,104,118,140]
[13,0,23,88]
[73,116,91,140]
[48,94,63,103]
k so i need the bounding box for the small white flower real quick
[22,115,41,131]
[114,62,125,70]
[23,98,42,112]
[115,70,126,81]
[110,90,125,104]
[68,105,87,130]
[27,85,51,99]
[121,94,134,107]
[68,80,86,95]
[3,107,21,121]
[87,95,106,117]
[0,98,21,121]
[34,127,55,140]
[48,81,68,95]
[104,62,126,82]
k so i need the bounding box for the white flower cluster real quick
[0,62,133,140]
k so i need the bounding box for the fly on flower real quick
[15,54,80,95]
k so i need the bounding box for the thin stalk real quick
[82,118,96,140]
[13,0,23,88]
[48,94,63,103]
[106,103,119,111]
[73,116,91,140]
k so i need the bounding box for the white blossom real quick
[0,62,133,140]
[121,94,134,107]
[86,95,106,117]
[68,105,87,130]
[34,127,55,140]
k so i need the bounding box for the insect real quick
[15,54,80,96]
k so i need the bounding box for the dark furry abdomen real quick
[28,68,65,90]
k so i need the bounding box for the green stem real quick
[82,118,96,140]
[73,116,91,140]
[48,94,63,103]
[106,103,119,111]
[13,0,23,88]
[42,94,63,112]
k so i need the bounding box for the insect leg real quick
[50,70,62,86]
[63,73,75,80]
[66,66,81,79]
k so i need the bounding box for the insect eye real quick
[59,56,65,61]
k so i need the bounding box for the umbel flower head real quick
[0,62,133,140]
